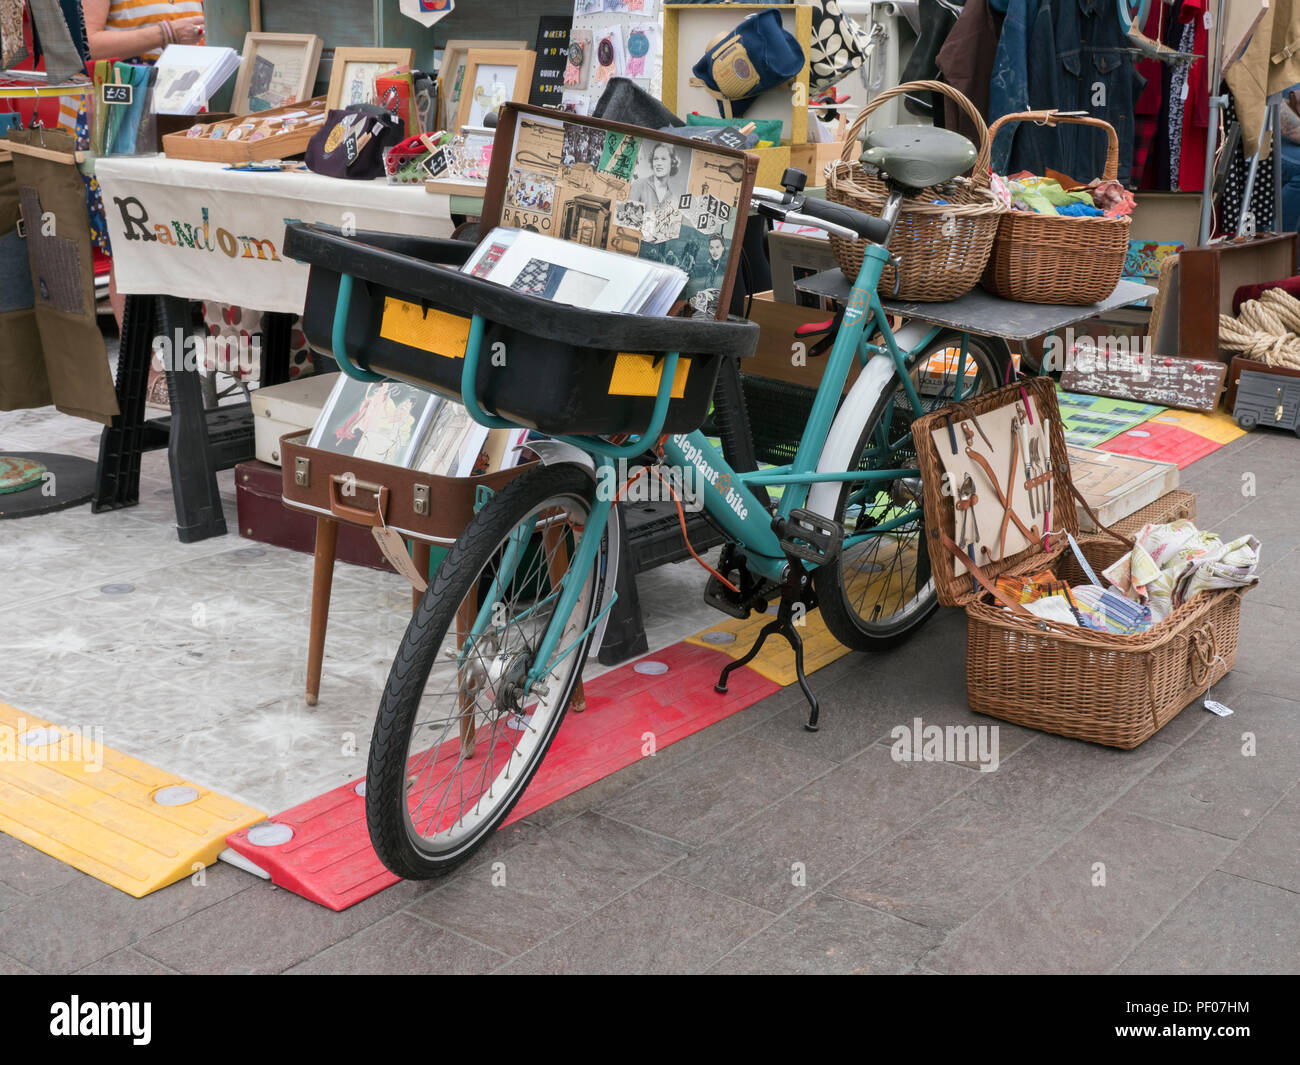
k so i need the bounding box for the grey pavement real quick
[1,385,1297,974]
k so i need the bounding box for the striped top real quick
[105,0,205,62]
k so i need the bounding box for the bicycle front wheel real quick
[817,331,1002,650]
[366,463,607,879]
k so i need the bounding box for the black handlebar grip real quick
[800,197,891,244]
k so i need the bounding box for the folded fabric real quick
[1057,201,1105,217]
[1103,520,1261,621]
[1069,584,1154,634]
[692,9,805,119]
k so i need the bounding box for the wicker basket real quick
[913,378,1247,750]
[825,80,1004,302]
[981,111,1132,305]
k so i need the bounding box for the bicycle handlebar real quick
[752,186,892,245]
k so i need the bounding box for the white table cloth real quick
[96,155,455,314]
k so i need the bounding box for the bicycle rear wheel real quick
[817,331,1002,650]
[366,463,606,879]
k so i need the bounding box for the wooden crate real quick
[162,97,327,163]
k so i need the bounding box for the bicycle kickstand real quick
[715,595,822,732]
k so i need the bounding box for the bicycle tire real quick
[816,330,1001,650]
[366,463,604,880]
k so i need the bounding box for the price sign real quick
[101,82,133,106]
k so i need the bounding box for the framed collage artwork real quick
[482,103,756,319]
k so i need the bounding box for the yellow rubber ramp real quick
[0,703,265,897]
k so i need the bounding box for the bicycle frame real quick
[327,222,981,687]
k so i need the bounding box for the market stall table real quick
[793,272,1158,343]
[92,155,471,541]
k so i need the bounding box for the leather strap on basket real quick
[986,110,1120,183]
[839,80,992,186]
[1064,478,1137,548]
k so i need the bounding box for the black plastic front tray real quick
[287,224,759,437]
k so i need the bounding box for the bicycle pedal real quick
[772,508,843,565]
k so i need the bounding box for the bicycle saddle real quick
[860,125,977,190]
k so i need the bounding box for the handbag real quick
[800,0,877,93]
[692,9,805,119]
[305,105,404,180]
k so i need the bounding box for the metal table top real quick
[793,271,1157,342]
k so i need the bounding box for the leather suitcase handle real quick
[329,475,389,527]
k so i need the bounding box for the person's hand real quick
[169,16,204,45]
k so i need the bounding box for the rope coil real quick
[1219,287,1300,369]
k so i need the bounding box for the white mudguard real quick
[805,350,900,521]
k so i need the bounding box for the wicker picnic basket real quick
[826,80,1004,301]
[913,378,1247,750]
[981,111,1132,305]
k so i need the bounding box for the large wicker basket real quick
[913,377,1247,750]
[826,80,1004,302]
[981,111,1132,305]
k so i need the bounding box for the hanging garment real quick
[1167,16,1196,189]
[8,129,118,424]
[0,158,53,413]
[57,0,88,64]
[936,0,1004,146]
[1056,0,1142,186]
[27,0,84,83]
[1217,92,1276,236]
[1131,0,1168,187]
[901,0,964,117]
[1227,0,1300,159]
[1174,0,1209,191]
[989,0,1062,176]
[1,0,27,69]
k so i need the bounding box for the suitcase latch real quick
[294,456,311,487]
[413,484,430,516]
[1276,388,1285,423]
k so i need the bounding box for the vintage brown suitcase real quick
[235,460,389,570]
[278,431,536,543]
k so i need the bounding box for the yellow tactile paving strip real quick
[0,703,265,898]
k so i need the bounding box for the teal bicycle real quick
[289,126,1007,879]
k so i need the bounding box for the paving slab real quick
[497,874,770,975]
[409,812,686,956]
[597,732,837,846]
[1118,693,1300,839]
[672,745,970,913]
[286,913,505,975]
[926,810,1232,974]
[709,893,941,975]
[1116,871,1300,975]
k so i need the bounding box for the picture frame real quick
[455,49,536,132]
[326,46,415,111]
[307,374,440,469]
[437,39,529,131]
[230,33,322,115]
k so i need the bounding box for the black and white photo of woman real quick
[627,141,690,209]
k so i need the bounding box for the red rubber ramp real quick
[225,643,779,909]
